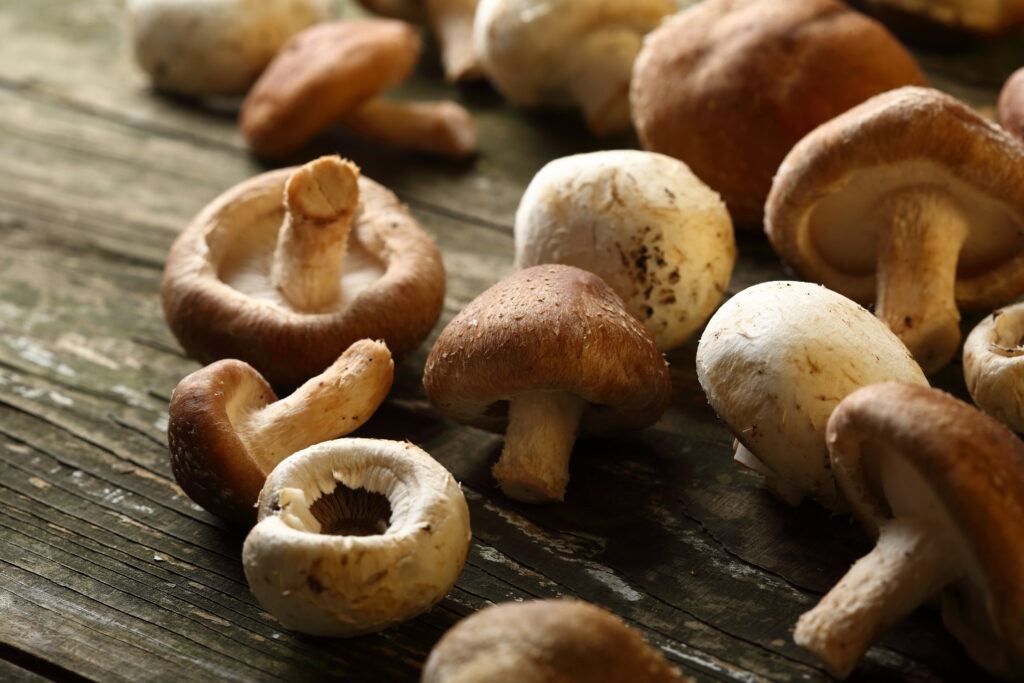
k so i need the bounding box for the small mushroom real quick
[167,339,394,527]
[473,0,676,136]
[766,86,1024,375]
[423,264,671,503]
[629,0,925,227]
[242,437,471,637]
[355,0,483,83]
[861,0,1024,39]
[239,19,477,159]
[161,155,445,391]
[421,599,689,682]
[963,303,1024,432]
[998,66,1024,142]
[125,0,330,96]
[514,150,736,352]
[695,281,928,510]
[793,382,1024,679]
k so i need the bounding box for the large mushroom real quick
[629,0,925,227]
[514,150,736,352]
[766,86,1024,375]
[161,155,445,391]
[167,339,394,527]
[695,281,927,510]
[242,438,471,637]
[794,382,1024,679]
[963,302,1024,433]
[239,19,477,159]
[423,264,671,503]
[473,0,676,136]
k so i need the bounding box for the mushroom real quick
[629,0,925,228]
[860,0,1024,39]
[167,339,394,527]
[354,0,483,84]
[998,66,1024,142]
[793,382,1024,679]
[421,599,689,682]
[695,281,928,510]
[239,19,477,159]
[423,264,671,503]
[766,86,1024,375]
[242,437,471,637]
[473,0,676,136]
[161,155,446,391]
[962,303,1024,433]
[513,150,736,352]
[125,0,330,96]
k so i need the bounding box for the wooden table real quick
[1,1,1020,681]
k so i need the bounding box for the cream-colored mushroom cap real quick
[125,0,330,95]
[514,150,735,351]
[963,303,1024,433]
[422,599,689,682]
[766,86,1024,375]
[473,0,676,135]
[795,382,1024,679]
[242,438,471,637]
[695,281,927,510]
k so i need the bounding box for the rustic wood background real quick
[1,1,1020,681]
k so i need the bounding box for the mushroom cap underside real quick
[766,86,1024,309]
[963,304,1024,432]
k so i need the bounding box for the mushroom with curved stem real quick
[239,19,477,159]
[124,0,330,96]
[423,264,671,504]
[167,338,394,527]
[998,66,1024,142]
[793,382,1024,679]
[695,281,928,510]
[421,599,690,682]
[473,0,676,136]
[963,302,1024,432]
[514,150,736,352]
[765,86,1024,375]
[161,155,445,392]
[242,438,471,637]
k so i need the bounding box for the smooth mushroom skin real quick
[161,155,445,392]
[629,0,925,228]
[998,67,1024,142]
[125,0,330,96]
[421,599,690,683]
[766,86,1024,375]
[695,281,928,510]
[239,19,477,159]
[794,382,1024,679]
[963,303,1024,432]
[423,264,671,503]
[167,339,394,527]
[514,150,736,352]
[242,438,471,637]
[474,0,676,136]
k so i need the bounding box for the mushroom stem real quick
[237,339,394,474]
[874,187,969,374]
[339,98,477,159]
[271,156,361,312]
[492,390,587,503]
[567,27,645,136]
[794,515,962,679]
[425,0,482,83]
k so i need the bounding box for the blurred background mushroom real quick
[998,66,1024,141]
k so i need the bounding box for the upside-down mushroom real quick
[963,302,1024,433]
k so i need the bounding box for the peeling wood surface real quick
[1,1,1020,681]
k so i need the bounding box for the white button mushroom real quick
[963,303,1024,432]
[695,281,928,509]
[514,150,735,352]
[242,438,472,637]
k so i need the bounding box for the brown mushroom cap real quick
[998,66,1024,142]
[629,0,925,228]
[766,86,1024,374]
[421,599,688,683]
[161,156,444,392]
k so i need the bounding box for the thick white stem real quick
[339,99,477,159]
[424,0,482,83]
[492,390,587,503]
[874,188,969,374]
[271,157,360,312]
[794,515,962,678]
